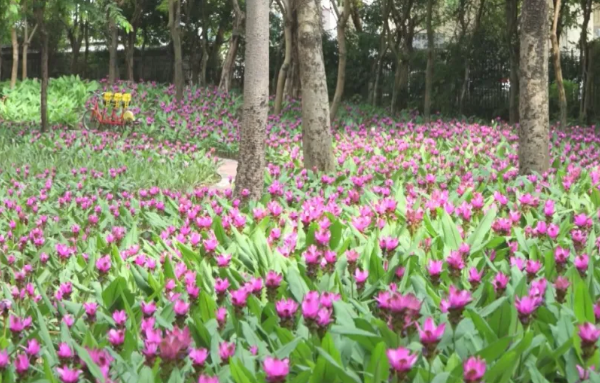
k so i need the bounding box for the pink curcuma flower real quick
[354,269,369,285]
[417,317,445,346]
[266,271,283,289]
[427,260,443,283]
[218,341,236,363]
[141,301,157,317]
[301,291,320,320]
[493,272,509,293]
[25,339,40,356]
[579,322,600,348]
[107,329,125,346]
[386,347,418,374]
[189,348,209,367]
[574,254,589,275]
[160,326,192,361]
[468,268,483,287]
[576,365,595,381]
[198,375,220,383]
[57,343,74,360]
[515,296,541,324]
[0,350,8,370]
[174,300,190,317]
[14,353,29,375]
[112,310,127,327]
[56,366,82,383]
[276,298,299,319]
[95,255,111,273]
[263,357,290,383]
[463,356,486,382]
[9,315,32,333]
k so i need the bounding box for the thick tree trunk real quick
[274,0,292,115]
[519,0,549,174]
[297,0,335,172]
[329,0,351,121]
[551,0,567,128]
[170,0,184,101]
[126,31,135,82]
[423,0,434,122]
[286,10,301,100]
[506,0,520,124]
[108,18,118,85]
[235,0,269,200]
[10,28,18,88]
[579,0,591,122]
[219,0,245,92]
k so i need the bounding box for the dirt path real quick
[211,158,238,190]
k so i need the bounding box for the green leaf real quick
[73,343,106,382]
[573,272,594,323]
[441,212,461,250]
[230,358,257,383]
[365,342,390,383]
[35,307,58,364]
[467,206,497,252]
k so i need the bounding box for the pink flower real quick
[9,315,32,333]
[577,365,594,381]
[14,353,29,375]
[515,296,541,323]
[230,288,249,308]
[216,254,232,267]
[174,300,190,316]
[493,272,509,292]
[198,375,219,383]
[189,348,209,366]
[386,347,418,373]
[141,301,157,316]
[543,200,555,217]
[467,268,483,286]
[416,317,445,345]
[215,278,230,295]
[25,339,40,356]
[276,298,299,319]
[160,326,192,361]
[57,343,74,360]
[463,356,486,382]
[266,271,282,288]
[96,255,111,273]
[427,260,443,278]
[263,357,290,383]
[0,350,8,369]
[219,341,236,362]
[574,254,589,274]
[354,269,369,284]
[107,329,125,346]
[578,322,600,347]
[112,310,127,327]
[56,366,81,383]
[302,291,320,320]
[440,285,472,312]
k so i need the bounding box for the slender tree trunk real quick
[139,28,146,80]
[36,3,48,133]
[391,60,401,114]
[506,0,520,124]
[583,43,594,124]
[108,18,118,85]
[10,28,18,88]
[350,0,362,33]
[169,0,184,101]
[519,0,549,174]
[200,38,209,86]
[423,0,434,122]
[22,21,28,79]
[274,1,292,114]
[459,0,484,114]
[551,0,567,128]
[235,0,269,200]
[220,0,245,92]
[208,21,227,84]
[83,21,89,78]
[330,0,351,121]
[71,41,81,75]
[297,0,335,172]
[579,0,591,122]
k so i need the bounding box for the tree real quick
[219,0,244,93]
[423,0,434,122]
[329,0,351,121]
[235,0,269,199]
[274,0,292,114]
[579,0,592,123]
[297,0,335,172]
[169,0,183,100]
[518,0,549,174]
[21,0,37,79]
[505,0,520,124]
[551,0,567,128]
[34,0,48,132]
[10,0,19,88]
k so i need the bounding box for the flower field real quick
[1,80,600,382]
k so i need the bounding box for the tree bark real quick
[371,28,388,106]
[83,21,89,78]
[235,0,269,200]
[506,0,520,124]
[579,0,591,122]
[551,0,567,128]
[423,0,434,123]
[219,0,245,92]
[139,28,146,80]
[108,18,118,85]
[22,21,37,79]
[169,0,184,101]
[519,0,549,174]
[297,0,335,172]
[208,20,227,84]
[125,31,135,82]
[36,3,48,133]
[459,0,485,114]
[350,0,362,33]
[274,0,292,114]
[10,27,18,88]
[329,0,351,121]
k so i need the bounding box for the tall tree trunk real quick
[108,18,118,85]
[519,0,549,174]
[423,0,434,122]
[220,0,245,92]
[208,20,227,84]
[391,60,401,114]
[583,43,594,124]
[459,0,484,114]
[36,3,48,133]
[286,9,301,100]
[371,32,388,106]
[10,28,18,89]
[200,38,209,86]
[71,41,81,75]
[126,31,135,82]
[330,0,351,121]
[551,0,567,128]
[350,0,362,33]
[22,21,28,79]
[235,0,269,200]
[579,0,591,122]
[83,21,89,78]
[506,0,520,124]
[297,0,335,172]
[274,0,292,114]
[169,0,184,101]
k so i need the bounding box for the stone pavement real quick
[212,158,238,190]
